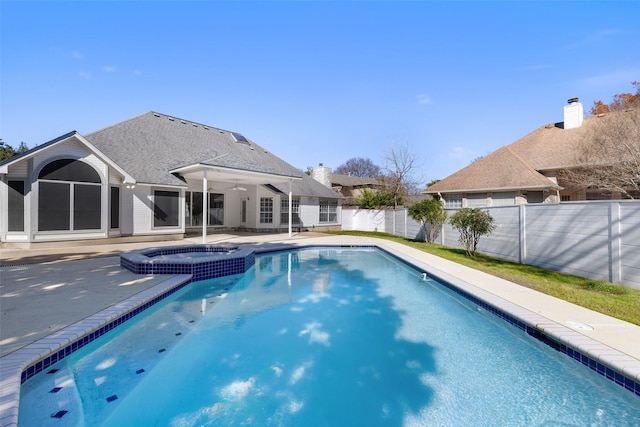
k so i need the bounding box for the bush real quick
[449,208,495,257]
[408,199,447,242]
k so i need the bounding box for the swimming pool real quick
[17,247,640,425]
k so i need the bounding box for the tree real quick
[408,199,447,243]
[561,82,640,199]
[449,208,495,257]
[0,139,29,162]
[334,157,381,178]
[590,81,640,115]
[382,142,423,209]
[354,188,396,209]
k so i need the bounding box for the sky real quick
[1,1,639,185]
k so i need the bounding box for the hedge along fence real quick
[341,201,640,289]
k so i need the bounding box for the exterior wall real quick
[343,201,640,289]
[1,138,121,243]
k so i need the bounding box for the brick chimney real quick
[564,97,584,130]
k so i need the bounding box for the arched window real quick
[38,159,102,231]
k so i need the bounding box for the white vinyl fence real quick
[342,201,640,289]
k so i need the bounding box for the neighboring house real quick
[310,164,382,206]
[423,99,635,207]
[0,112,342,245]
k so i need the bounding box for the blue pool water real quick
[19,248,640,426]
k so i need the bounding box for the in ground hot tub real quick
[120,244,255,281]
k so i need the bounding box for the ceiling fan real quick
[229,182,247,191]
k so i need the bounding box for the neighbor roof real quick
[86,112,305,186]
[424,110,630,194]
[330,173,380,187]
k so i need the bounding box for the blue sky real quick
[2,1,639,184]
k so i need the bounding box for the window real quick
[560,195,571,202]
[7,180,25,232]
[110,187,120,229]
[466,193,488,208]
[39,182,71,230]
[153,190,180,227]
[184,191,224,227]
[209,193,224,225]
[319,199,337,223]
[444,194,462,209]
[491,192,515,206]
[260,197,273,223]
[37,159,102,231]
[280,197,300,224]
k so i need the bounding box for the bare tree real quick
[334,157,381,177]
[382,142,423,208]
[560,108,640,198]
[560,83,640,199]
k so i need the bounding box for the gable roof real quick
[86,112,304,186]
[0,131,135,184]
[424,109,632,194]
[426,146,561,193]
[330,173,380,187]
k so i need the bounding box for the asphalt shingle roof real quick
[424,110,632,194]
[86,112,305,187]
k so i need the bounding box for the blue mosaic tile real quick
[51,410,68,418]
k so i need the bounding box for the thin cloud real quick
[78,70,91,79]
[102,65,116,73]
[69,50,84,60]
[580,67,640,89]
[417,93,433,105]
[448,146,473,160]
[563,28,629,50]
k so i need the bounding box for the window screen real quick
[74,184,101,230]
[39,159,101,183]
[8,181,25,232]
[110,187,120,229]
[39,182,71,230]
[154,190,180,227]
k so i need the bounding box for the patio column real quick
[202,170,208,244]
[288,180,292,237]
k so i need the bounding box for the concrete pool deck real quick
[2,231,640,425]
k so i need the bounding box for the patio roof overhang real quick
[169,163,302,186]
[169,163,302,241]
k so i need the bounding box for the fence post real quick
[519,204,526,264]
[404,208,408,238]
[610,202,622,284]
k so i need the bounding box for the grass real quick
[324,230,640,326]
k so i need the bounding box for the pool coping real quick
[2,243,640,426]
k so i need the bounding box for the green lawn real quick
[324,230,640,326]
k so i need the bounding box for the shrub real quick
[408,199,447,242]
[449,208,496,257]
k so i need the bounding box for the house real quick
[310,164,383,206]
[0,112,342,245]
[423,99,636,207]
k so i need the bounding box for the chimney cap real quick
[567,97,579,104]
